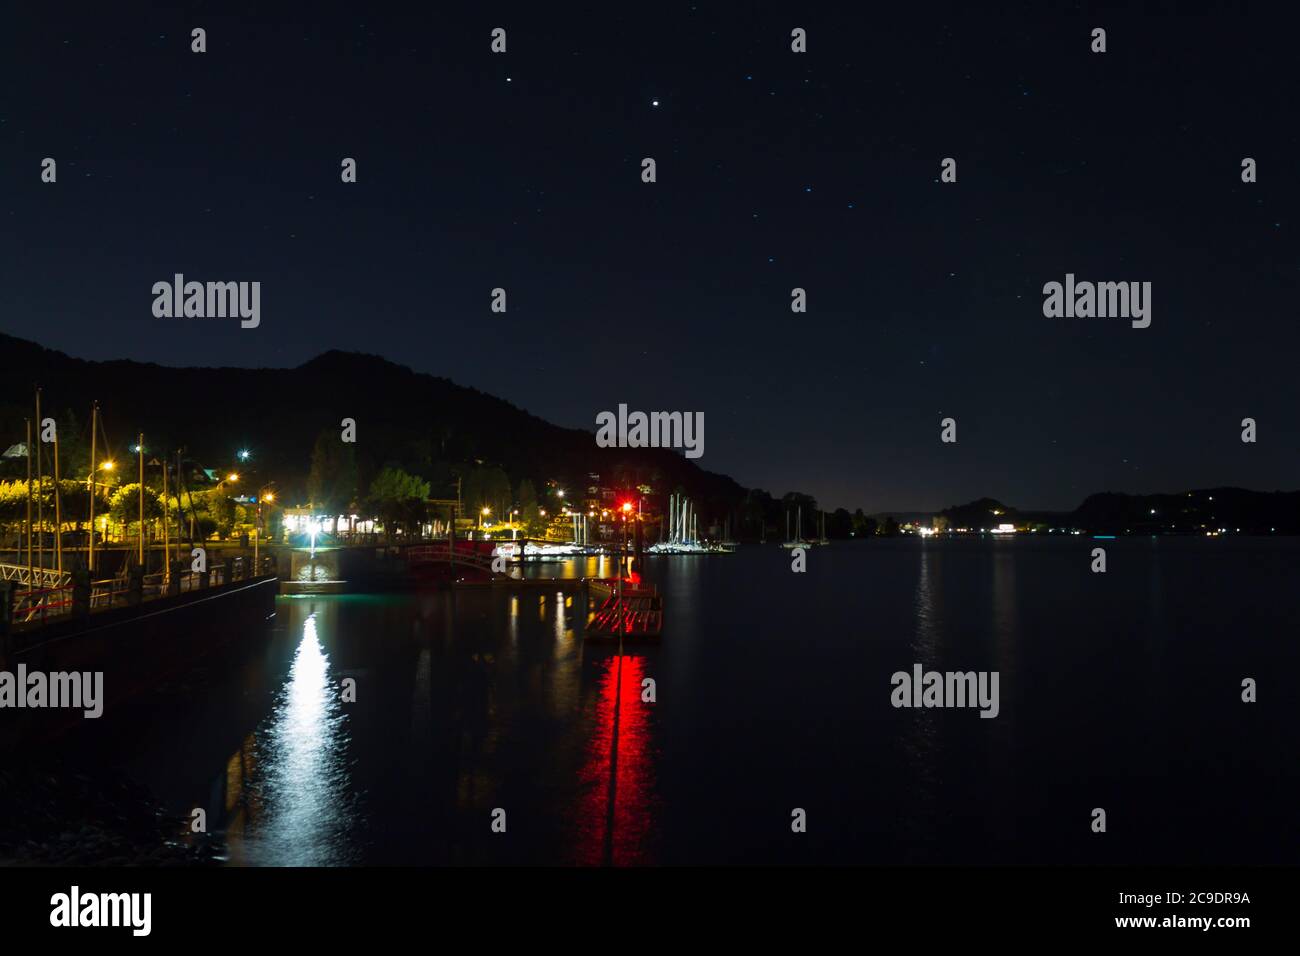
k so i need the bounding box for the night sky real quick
[3,4,1297,511]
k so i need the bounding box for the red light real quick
[620,502,633,514]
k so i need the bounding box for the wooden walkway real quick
[586,587,663,641]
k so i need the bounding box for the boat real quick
[648,493,727,553]
[780,506,815,548]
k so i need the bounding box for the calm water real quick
[66,538,1300,865]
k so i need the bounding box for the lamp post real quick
[618,501,633,635]
[255,485,275,572]
[136,434,145,567]
[88,458,115,569]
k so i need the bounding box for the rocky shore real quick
[0,762,224,866]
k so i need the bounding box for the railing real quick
[0,563,73,589]
[6,554,277,627]
[405,543,498,572]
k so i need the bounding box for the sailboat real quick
[717,515,739,552]
[817,510,830,545]
[647,493,710,554]
[780,506,814,548]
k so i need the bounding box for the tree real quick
[462,465,511,517]
[209,493,237,538]
[366,466,430,539]
[307,429,358,535]
[517,478,538,512]
[851,509,878,538]
[55,408,91,480]
[109,483,163,540]
[743,488,775,540]
[516,478,544,535]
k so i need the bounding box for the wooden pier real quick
[585,583,663,641]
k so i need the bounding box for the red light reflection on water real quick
[572,654,659,865]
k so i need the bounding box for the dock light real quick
[227,473,239,482]
[482,507,491,515]
[100,460,115,471]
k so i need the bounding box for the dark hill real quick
[937,489,1300,534]
[0,333,743,511]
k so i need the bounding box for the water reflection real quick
[901,546,943,857]
[224,611,358,865]
[58,542,1294,865]
[573,653,659,865]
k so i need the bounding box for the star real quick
[651,99,659,107]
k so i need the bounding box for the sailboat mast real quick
[87,401,97,576]
[162,453,170,582]
[25,419,33,583]
[35,389,43,572]
[53,407,63,574]
[138,432,145,566]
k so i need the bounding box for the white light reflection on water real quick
[231,611,358,865]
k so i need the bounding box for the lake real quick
[49,537,1300,865]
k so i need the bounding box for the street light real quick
[254,483,276,571]
[616,502,634,635]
